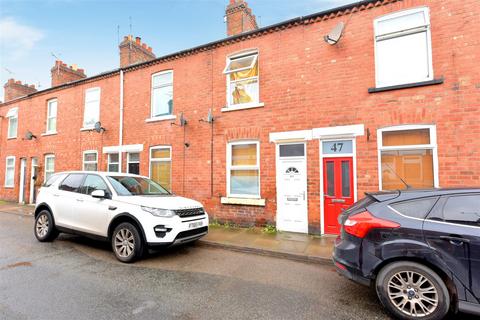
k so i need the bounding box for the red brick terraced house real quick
[1,0,479,235]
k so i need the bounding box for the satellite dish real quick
[324,22,345,45]
[179,112,187,126]
[94,121,105,133]
[25,131,36,140]
[207,109,214,123]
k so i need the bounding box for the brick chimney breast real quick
[51,60,87,87]
[119,35,156,68]
[226,0,258,36]
[3,79,37,102]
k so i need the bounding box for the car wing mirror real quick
[91,190,107,199]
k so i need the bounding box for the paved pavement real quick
[0,210,475,319]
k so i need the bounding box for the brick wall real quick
[0,0,479,234]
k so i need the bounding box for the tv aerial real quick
[324,22,345,45]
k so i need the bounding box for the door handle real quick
[332,199,346,203]
[76,198,84,202]
[439,235,470,245]
[53,194,60,197]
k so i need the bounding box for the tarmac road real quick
[0,212,474,320]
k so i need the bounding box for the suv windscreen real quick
[58,174,85,193]
[390,197,438,219]
[43,173,66,188]
[107,176,170,196]
[79,175,110,195]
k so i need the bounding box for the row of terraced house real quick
[1,0,479,235]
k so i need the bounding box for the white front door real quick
[19,158,27,204]
[29,158,38,204]
[276,143,308,233]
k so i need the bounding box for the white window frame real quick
[4,156,15,187]
[223,51,260,109]
[44,154,55,182]
[150,70,174,120]
[82,150,98,171]
[149,146,172,191]
[373,7,433,88]
[46,99,58,134]
[107,153,120,172]
[377,124,438,191]
[127,152,140,174]
[6,107,18,139]
[83,87,101,129]
[226,140,260,199]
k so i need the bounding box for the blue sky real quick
[0,0,352,101]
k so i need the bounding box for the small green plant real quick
[262,224,277,234]
[209,219,222,228]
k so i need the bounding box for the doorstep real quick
[197,226,335,264]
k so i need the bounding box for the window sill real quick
[145,115,176,123]
[368,78,444,93]
[80,127,94,131]
[41,131,57,136]
[7,137,17,140]
[4,185,14,189]
[221,197,265,206]
[221,102,264,112]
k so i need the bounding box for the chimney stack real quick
[51,60,87,87]
[3,79,38,102]
[226,0,258,36]
[119,35,156,68]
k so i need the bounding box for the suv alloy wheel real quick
[34,210,59,242]
[111,222,144,263]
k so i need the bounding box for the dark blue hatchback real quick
[333,188,480,320]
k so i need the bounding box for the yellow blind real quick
[151,161,171,191]
[382,129,430,146]
[232,144,257,166]
[152,148,170,159]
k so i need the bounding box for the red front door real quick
[323,157,354,235]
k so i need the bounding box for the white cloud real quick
[0,17,44,61]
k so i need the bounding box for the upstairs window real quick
[151,71,173,118]
[83,88,100,128]
[374,7,432,87]
[46,99,57,133]
[227,141,260,198]
[83,151,98,171]
[6,107,18,139]
[223,52,259,107]
[378,125,438,190]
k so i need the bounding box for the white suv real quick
[34,171,209,262]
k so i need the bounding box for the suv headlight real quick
[141,206,175,217]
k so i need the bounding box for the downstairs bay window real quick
[378,125,438,190]
[227,141,260,198]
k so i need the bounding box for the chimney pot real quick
[3,78,37,102]
[135,36,141,44]
[15,80,21,84]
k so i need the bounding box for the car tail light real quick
[344,210,400,238]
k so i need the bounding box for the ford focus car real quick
[333,189,480,320]
[34,171,209,263]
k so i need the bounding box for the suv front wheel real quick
[111,222,144,263]
[376,261,450,320]
[34,210,59,242]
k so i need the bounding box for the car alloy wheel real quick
[114,228,135,258]
[387,271,438,317]
[36,214,50,238]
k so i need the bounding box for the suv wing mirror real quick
[91,189,107,199]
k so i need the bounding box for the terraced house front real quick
[1,0,479,235]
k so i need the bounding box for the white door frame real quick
[313,124,364,235]
[275,141,308,233]
[19,158,27,204]
[29,158,38,204]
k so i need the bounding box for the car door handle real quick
[53,194,60,197]
[76,198,84,202]
[439,235,470,245]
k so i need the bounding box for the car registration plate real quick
[188,221,203,229]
